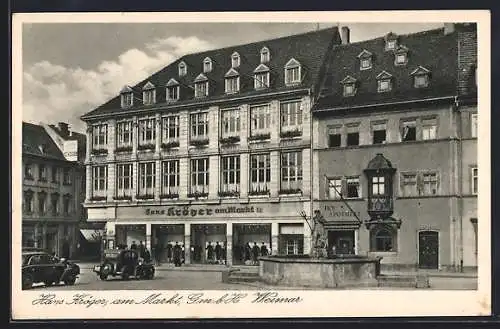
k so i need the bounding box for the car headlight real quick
[138,261,143,265]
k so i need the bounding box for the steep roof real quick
[22,122,66,161]
[82,27,340,120]
[315,27,459,111]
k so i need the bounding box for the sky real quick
[21,22,444,133]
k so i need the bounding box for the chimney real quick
[58,122,69,137]
[341,26,350,45]
[444,23,455,35]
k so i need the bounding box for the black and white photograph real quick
[12,11,490,319]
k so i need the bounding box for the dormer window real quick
[376,71,393,93]
[357,49,373,70]
[225,68,240,94]
[120,85,134,108]
[410,66,431,88]
[394,45,409,66]
[254,64,270,89]
[341,75,357,97]
[142,81,156,105]
[178,61,187,77]
[385,32,398,51]
[231,52,240,68]
[166,78,180,101]
[194,73,209,98]
[285,58,301,86]
[260,47,270,63]
[203,57,212,73]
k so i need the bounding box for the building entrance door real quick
[418,231,439,269]
[328,230,355,256]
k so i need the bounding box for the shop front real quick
[104,200,311,266]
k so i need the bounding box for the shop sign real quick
[322,205,361,218]
[145,205,264,217]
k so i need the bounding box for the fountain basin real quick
[259,255,382,288]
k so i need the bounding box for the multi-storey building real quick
[312,23,478,271]
[22,122,86,258]
[80,27,343,266]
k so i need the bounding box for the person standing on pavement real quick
[251,242,260,265]
[173,242,182,267]
[206,242,214,264]
[215,242,222,264]
[130,241,137,250]
[260,242,269,257]
[138,240,146,258]
[154,241,163,266]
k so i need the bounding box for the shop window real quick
[401,119,417,142]
[371,122,387,144]
[250,153,270,195]
[370,227,397,252]
[280,151,303,193]
[328,126,342,147]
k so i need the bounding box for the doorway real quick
[418,231,439,269]
[328,230,355,255]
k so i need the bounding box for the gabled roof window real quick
[166,79,180,101]
[284,58,302,86]
[384,32,398,51]
[120,85,134,108]
[231,52,240,68]
[225,69,240,94]
[341,75,357,97]
[254,64,270,89]
[260,47,270,63]
[410,66,431,88]
[357,49,373,70]
[178,61,187,77]
[394,45,409,66]
[142,82,156,105]
[194,74,209,98]
[203,57,213,73]
[376,71,393,93]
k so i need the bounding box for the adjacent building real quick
[22,122,86,258]
[80,27,343,266]
[312,23,477,271]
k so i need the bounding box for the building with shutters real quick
[80,27,344,266]
[311,23,478,271]
[22,122,86,259]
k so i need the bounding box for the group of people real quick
[204,241,226,264]
[234,242,269,265]
[152,241,185,267]
[116,240,152,263]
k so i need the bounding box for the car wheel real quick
[44,279,55,286]
[121,272,129,280]
[64,276,76,285]
[99,273,108,280]
[22,274,33,290]
[148,269,155,280]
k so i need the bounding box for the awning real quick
[80,229,105,242]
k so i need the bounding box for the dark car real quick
[22,251,80,290]
[94,249,154,281]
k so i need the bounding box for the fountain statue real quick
[311,210,328,259]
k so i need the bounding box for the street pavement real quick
[30,265,478,291]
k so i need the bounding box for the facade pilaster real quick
[179,111,189,152]
[209,155,219,198]
[108,119,116,158]
[107,163,115,202]
[155,113,161,154]
[226,223,233,266]
[270,150,280,197]
[155,159,161,200]
[179,157,189,198]
[208,106,219,150]
[270,100,280,141]
[146,223,152,251]
[239,153,249,198]
[184,223,191,265]
[302,148,311,197]
[271,222,279,255]
[85,165,92,202]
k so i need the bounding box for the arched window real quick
[260,47,270,63]
[370,226,397,252]
[231,52,240,68]
[203,57,212,73]
[178,61,187,77]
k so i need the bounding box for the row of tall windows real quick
[23,191,73,216]
[91,151,303,198]
[24,164,72,185]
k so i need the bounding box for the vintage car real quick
[22,251,80,289]
[93,249,155,281]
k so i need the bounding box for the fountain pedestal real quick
[259,255,382,288]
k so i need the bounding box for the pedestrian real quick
[173,242,182,267]
[138,240,146,258]
[260,242,269,257]
[155,242,163,266]
[206,241,214,264]
[215,241,222,264]
[251,242,260,265]
[244,242,251,265]
[130,241,137,250]
[167,242,173,263]
[143,248,151,263]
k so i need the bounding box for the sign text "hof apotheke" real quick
[145,205,264,217]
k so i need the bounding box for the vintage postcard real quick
[11,10,491,319]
